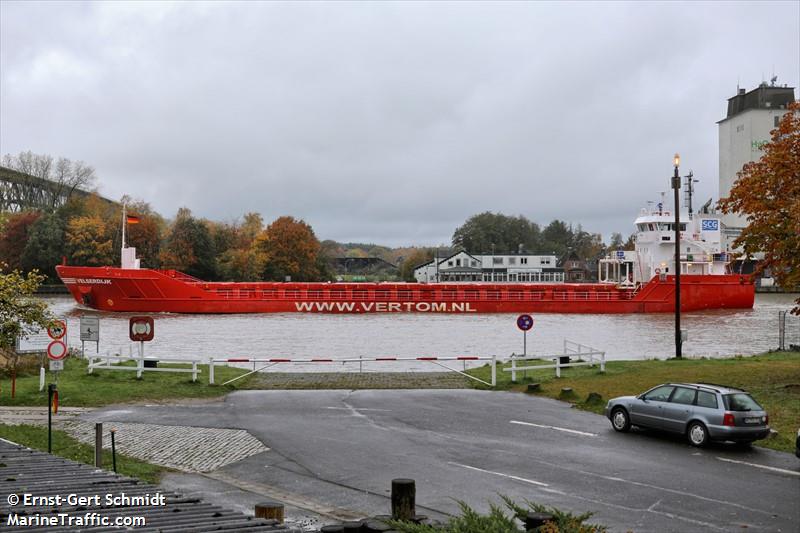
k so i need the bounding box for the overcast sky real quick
[1,1,798,247]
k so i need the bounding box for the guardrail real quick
[505,339,605,380]
[207,355,497,387]
[87,355,202,381]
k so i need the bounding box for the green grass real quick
[0,357,255,407]
[467,351,800,453]
[0,423,165,483]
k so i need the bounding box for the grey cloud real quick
[1,1,798,246]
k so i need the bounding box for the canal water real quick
[41,294,796,372]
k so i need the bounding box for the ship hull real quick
[56,266,755,314]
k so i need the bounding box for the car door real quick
[629,385,674,429]
[661,386,696,433]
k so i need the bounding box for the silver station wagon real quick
[605,383,770,447]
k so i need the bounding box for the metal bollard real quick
[525,511,554,530]
[391,478,415,521]
[95,423,103,467]
[255,502,284,523]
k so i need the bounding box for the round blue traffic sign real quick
[517,314,534,331]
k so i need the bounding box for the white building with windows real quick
[718,80,794,250]
[413,251,565,283]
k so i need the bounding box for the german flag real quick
[126,215,140,224]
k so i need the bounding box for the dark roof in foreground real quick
[0,440,299,532]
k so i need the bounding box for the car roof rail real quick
[695,382,744,392]
[673,382,721,392]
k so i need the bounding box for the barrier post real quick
[555,357,561,378]
[491,355,496,387]
[94,423,103,467]
[39,366,45,391]
[208,358,215,385]
[191,361,198,382]
[391,478,416,521]
[600,352,606,372]
[510,354,517,382]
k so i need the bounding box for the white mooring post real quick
[510,354,516,382]
[208,358,215,385]
[555,357,562,378]
[491,355,497,387]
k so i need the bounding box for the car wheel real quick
[687,421,709,447]
[611,407,631,432]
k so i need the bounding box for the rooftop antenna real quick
[684,171,698,217]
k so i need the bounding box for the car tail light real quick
[723,412,735,426]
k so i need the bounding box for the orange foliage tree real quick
[0,212,41,270]
[65,216,115,266]
[719,101,800,312]
[255,216,324,281]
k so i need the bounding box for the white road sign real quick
[49,360,64,372]
[80,316,100,342]
[15,327,52,353]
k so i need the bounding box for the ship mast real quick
[121,202,127,267]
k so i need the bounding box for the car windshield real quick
[723,393,762,412]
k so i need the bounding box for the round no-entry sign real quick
[47,340,68,360]
[517,314,534,331]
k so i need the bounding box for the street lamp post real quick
[672,153,682,359]
[491,243,496,282]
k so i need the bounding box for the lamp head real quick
[673,153,681,168]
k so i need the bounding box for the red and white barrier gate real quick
[208,355,497,387]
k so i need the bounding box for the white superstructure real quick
[599,205,728,286]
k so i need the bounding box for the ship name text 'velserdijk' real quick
[294,301,478,313]
[77,278,113,285]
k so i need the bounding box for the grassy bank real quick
[467,351,800,453]
[0,423,165,483]
[0,357,254,407]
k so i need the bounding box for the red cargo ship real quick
[55,205,754,314]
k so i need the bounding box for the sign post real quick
[129,317,155,377]
[514,314,534,382]
[80,315,100,358]
[46,320,68,383]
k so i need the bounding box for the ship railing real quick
[505,339,605,379]
[207,355,498,388]
[86,354,202,381]
[160,269,203,283]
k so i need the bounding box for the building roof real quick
[720,82,795,122]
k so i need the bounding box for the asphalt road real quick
[88,390,800,532]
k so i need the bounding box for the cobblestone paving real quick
[250,371,470,389]
[0,408,267,473]
[61,420,269,472]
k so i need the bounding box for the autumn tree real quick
[400,248,435,281]
[0,212,41,270]
[214,213,268,281]
[0,267,54,365]
[719,101,800,312]
[159,208,217,279]
[65,216,115,266]
[255,216,324,281]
